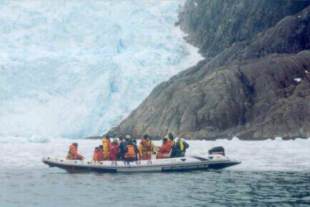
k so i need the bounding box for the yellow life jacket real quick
[178,140,184,151]
[140,140,152,153]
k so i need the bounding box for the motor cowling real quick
[208,146,225,156]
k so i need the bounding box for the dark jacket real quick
[171,140,189,158]
[119,141,127,160]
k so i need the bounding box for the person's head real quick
[119,136,124,141]
[125,134,131,141]
[130,138,136,144]
[112,139,118,144]
[163,137,168,144]
[105,134,110,140]
[72,143,78,147]
[143,134,149,140]
[127,139,133,145]
[168,133,174,141]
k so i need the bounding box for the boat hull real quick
[43,155,240,173]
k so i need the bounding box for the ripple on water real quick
[1,139,310,206]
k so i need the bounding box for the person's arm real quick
[93,152,96,161]
[138,144,142,159]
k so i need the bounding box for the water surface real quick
[1,139,310,206]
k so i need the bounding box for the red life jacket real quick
[159,141,172,154]
[110,144,119,161]
[93,150,100,161]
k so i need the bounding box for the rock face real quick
[179,0,310,58]
[109,0,310,139]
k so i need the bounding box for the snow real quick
[0,0,203,139]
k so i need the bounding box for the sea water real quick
[1,138,310,207]
[0,1,309,206]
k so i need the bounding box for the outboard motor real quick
[208,146,225,156]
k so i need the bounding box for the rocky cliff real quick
[109,0,310,140]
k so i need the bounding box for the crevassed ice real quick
[0,0,202,139]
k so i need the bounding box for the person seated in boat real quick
[171,138,189,158]
[138,134,154,160]
[124,139,139,162]
[118,136,127,160]
[93,146,104,161]
[66,143,84,160]
[110,139,119,161]
[102,135,111,160]
[132,138,139,160]
[98,145,104,160]
[156,137,173,159]
[167,132,175,153]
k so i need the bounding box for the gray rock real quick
[109,1,310,140]
[178,0,310,58]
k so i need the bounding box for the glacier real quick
[0,0,202,139]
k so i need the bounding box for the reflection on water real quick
[1,169,310,207]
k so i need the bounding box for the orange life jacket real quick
[139,140,153,160]
[157,141,172,159]
[139,140,150,152]
[159,141,172,154]
[126,144,136,159]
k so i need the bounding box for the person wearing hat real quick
[171,137,189,158]
[118,136,127,160]
[119,134,131,160]
[138,134,154,160]
[124,138,139,162]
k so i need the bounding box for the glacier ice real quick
[0,0,202,138]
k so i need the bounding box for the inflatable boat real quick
[42,154,240,173]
